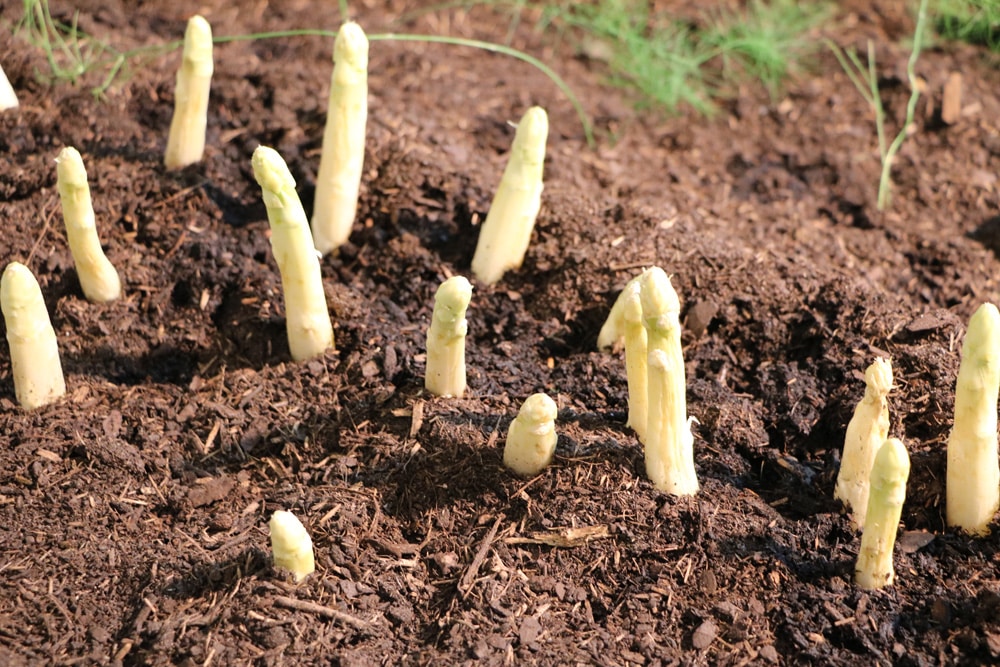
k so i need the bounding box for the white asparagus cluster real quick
[0,62,18,110]
[639,268,698,496]
[1,263,66,410]
[471,106,548,285]
[252,146,334,362]
[834,357,893,530]
[503,393,558,476]
[855,437,910,589]
[312,21,369,256]
[164,15,213,169]
[425,276,473,398]
[269,510,315,582]
[56,147,122,303]
[947,302,1000,535]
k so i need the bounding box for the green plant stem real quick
[877,0,929,210]
[208,28,593,146]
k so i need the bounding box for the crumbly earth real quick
[2,0,999,665]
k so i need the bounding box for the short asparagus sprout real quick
[269,510,315,583]
[471,106,548,285]
[639,267,698,496]
[1,262,66,410]
[503,393,558,476]
[252,146,334,362]
[0,62,18,110]
[164,15,213,169]
[834,357,893,530]
[425,276,473,398]
[56,147,122,303]
[947,302,1000,535]
[623,282,648,442]
[312,21,369,255]
[597,271,646,351]
[855,437,910,590]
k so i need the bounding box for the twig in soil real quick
[272,595,374,633]
[459,517,503,599]
[25,196,57,265]
[505,524,610,548]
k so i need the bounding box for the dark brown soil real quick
[2,0,1000,664]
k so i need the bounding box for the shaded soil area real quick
[2,0,1000,664]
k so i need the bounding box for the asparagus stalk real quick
[503,393,559,476]
[312,21,369,255]
[834,357,893,530]
[639,267,697,495]
[471,106,548,285]
[164,15,213,169]
[0,62,18,110]
[252,146,334,362]
[56,147,122,303]
[947,302,1000,535]
[425,275,473,398]
[269,510,315,582]
[623,282,648,442]
[1,262,66,409]
[855,437,910,589]
[597,271,647,351]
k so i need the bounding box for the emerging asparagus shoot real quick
[252,146,335,362]
[269,510,315,582]
[164,15,213,169]
[855,437,910,589]
[623,281,648,442]
[425,276,473,398]
[312,21,369,255]
[947,302,1000,535]
[471,106,548,285]
[597,271,646,351]
[503,393,558,476]
[1,262,66,410]
[834,357,893,530]
[639,267,698,495]
[56,147,122,303]
[0,62,18,110]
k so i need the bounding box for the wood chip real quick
[941,72,962,125]
[505,524,610,548]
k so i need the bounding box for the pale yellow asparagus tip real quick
[639,267,698,495]
[855,437,910,589]
[425,276,473,398]
[623,282,648,441]
[503,393,558,476]
[1,262,66,410]
[946,302,1000,535]
[269,510,315,582]
[0,63,18,110]
[56,147,122,303]
[252,145,335,362]
[311,21,369,255]
[834,357,892,530]
[470,106,548,285]
[164,15,213,169]
[598,269,650,351]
